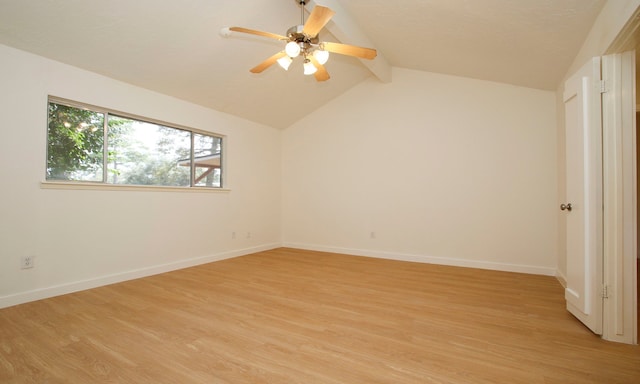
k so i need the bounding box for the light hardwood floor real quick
[1,248,639,383]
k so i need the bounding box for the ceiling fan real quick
[225,0,377,82]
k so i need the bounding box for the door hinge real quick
[602,285,609,299]
[599,79,608,93]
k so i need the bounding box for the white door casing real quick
[562,57,604,335]
[601,51,637,344]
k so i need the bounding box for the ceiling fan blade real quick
[308,56,330,82]
[302,5,335,37]
[321,42,377,60]
[229,27,288,41]
[250,51,288,73]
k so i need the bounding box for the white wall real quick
[0,43,563,308]
[282,67,558,275]
[0,44,282,308]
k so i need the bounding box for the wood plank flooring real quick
[1,248,639,383]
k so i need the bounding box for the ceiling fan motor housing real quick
[287,25,319,45]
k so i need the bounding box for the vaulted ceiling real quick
[0,0,605,129]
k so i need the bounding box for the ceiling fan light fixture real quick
[285,41,301,58]
[313,49,329,65]
[277,55,293,70]
[303,59,317,75]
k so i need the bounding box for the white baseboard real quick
[555,269,567,288]
[1,242,560,309]
[0,243,280,309]
[283,242,558,276]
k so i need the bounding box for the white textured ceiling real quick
[0,0,605,129]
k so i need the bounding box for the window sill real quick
[40,181,231,193]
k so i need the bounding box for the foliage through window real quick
[47,98,223,188]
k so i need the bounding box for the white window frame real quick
[42,96,228,192]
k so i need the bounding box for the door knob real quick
[560,203,572,212]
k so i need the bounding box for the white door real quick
[562,57,603,335]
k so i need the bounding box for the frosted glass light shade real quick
[277,56,293,70]
[303,60,317,75]
[285,41,301,58]
[313,49,329,65]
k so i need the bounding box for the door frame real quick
[601,51,638,344]
[602,8,640,344]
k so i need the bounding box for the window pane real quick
[47,102,105,181]
[193,133,222,187]
[107,116,191,186]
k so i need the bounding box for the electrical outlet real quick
[232,231,236,239]
[370,231,376,239]
[20,255,34,269]
[246,232,251,239]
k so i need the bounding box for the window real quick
[46,97,223,188]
